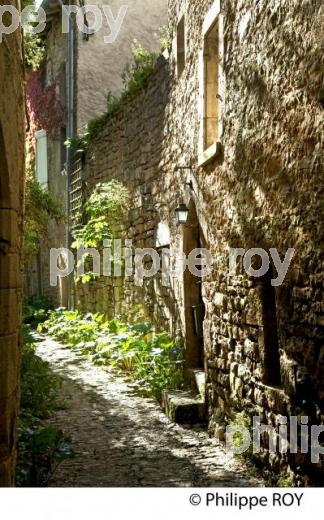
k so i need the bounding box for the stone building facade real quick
[25,2,69,305]
[0,0,25,486]
[73,0,324,482]
[26,0,167,305]
[74,56,171,320]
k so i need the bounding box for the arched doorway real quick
[182,199,205,369]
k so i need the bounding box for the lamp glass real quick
[175,203,189,224]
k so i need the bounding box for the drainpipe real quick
[58,0,74,309]
[66,21,74,310]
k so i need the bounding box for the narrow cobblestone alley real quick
[35,335,262,487]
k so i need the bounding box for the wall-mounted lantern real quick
[175,203,189,224]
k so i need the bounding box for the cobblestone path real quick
[36,336,263,487]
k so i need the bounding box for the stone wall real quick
[73,0,324,482]
[74,56,177,331]
[0,0,25,486]
[168,0,324,482]
[76,0,168,132]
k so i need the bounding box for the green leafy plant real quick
[24,33,45,71]
[24,175,66,263]
[277,473,295,487]
[227,411,253,460]
[23,1,45,71]
[17,425,74,487]
[71,181,130,283]
[156,25,172,52]
[23,296,53,328]
[20,329,62,418]
[107,93,125,115]
[65,134,88,154]
[17,327,74,486]
[38,309,184,401]
[121,40,157,96]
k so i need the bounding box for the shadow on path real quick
[35,336,262,487]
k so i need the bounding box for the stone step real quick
[184,368,206,397]
[162,389,207,424]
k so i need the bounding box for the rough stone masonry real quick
[73,0,324,483]
[0,0,25,487]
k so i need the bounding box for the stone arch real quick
[182,199,205,369]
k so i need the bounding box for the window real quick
[177,16,185,77]
[204,20,219,149]
[35,129,48,188]
[198,1,223,165]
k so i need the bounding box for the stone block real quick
[0,333,19,399]
[0,392,17,461]
[0,289,21,336]
[0,209,19,252]
[0,253,20,289]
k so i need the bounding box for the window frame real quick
[176,14,186,78]
[35,129,48,189]
[198,0,224,166]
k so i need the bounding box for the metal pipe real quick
[56,0,74,309]
[66,19,74,310]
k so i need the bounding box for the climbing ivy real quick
[27,71,64,136]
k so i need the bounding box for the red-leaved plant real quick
[26,70,64,138]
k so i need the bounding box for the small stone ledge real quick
[162,389,206,424]
[198,141,222,167]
